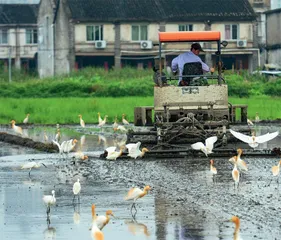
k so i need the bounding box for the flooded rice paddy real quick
[1,123,281,240]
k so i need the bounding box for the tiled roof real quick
[0,4,38,24]
[67,0,256,22]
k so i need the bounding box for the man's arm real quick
[201,61,211,73]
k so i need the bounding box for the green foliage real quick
[1,96,281,124]
[263,79,281,97]
[1,67,281,98]
[0,97,153,124]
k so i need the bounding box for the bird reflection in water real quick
[43,226,56,240]
[73,205,81,225]
[98,134,108,148]
[125,217,150,237]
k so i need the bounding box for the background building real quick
[38,0,257,78]
[0,4,38,71]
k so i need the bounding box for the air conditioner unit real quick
[95,40,107,49]
[237,39,247,48]
[140,40,153,49]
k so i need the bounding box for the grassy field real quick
[0,95,280,125]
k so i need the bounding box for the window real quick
[86,25,103,41]
[132,25,148,41]
[0,29,8,44]
[225,24,238,40]
[26,29,38,44]
[178,24,193,31]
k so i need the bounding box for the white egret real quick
[97,112,103,125]
[43,129,49,142]
[105,146,124,160]
[125,185,151,213]
[230,129,279,148]
[255,112,260,123]
[23,113,30,124]
[247,119,254,126]
[114,125,127,133]
[229,148,248,172]
[122,114,129,125]
[78,114,85,128]
[21,161,47,176]
[10,120,23,135]
[98,115,108,128]
[112,116,118,129]
[125,141,149,159]
[73,179,81,203]
[95,210,115,230]
[210,159,217,183]
[55,128,61,143]
[43,190,56,215]
[191,136,218,156]
[91,204,104,240]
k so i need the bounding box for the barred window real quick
[225,24,238,40]
[178,24,193,31]
[86,25,103,41]
[0,29,8,44]
[26,29,38,44]
[132,25,148,41]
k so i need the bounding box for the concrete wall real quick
[37,0,54,77]
[266,9,281,66]
[54,0,74,75]
[38,0,75,78]
[266,11,281,45]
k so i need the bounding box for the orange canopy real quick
[159,31,221,42]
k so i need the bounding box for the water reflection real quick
[73,209,81,225]
[125,218,150,237]
[43,226,56,240]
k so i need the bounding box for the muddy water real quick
[1,124,281,239]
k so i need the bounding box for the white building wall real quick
[165,23,205,32]
[271,0,281,9]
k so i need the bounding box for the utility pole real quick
[8,46,12,83]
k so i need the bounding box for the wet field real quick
[1,124,281,240]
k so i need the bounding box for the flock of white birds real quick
[9,112,152,240]
[9,112,280,239]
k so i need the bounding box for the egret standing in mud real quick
[232,162,240,190]
[230,216,241,240]
[43,129,49,142]
[125,142,149,159]
[125,185,151,214]
[114,125,127,133]
[91,204,104,240]
[268,160,281,186]
[10,120,23,135]
[191,136,218,156]
[98,115,108,129]
[21,161,47,176]
[122,114,129,125]
[112,116,119,129]
[73,179,81,204]
[95,210,115,230]
[210,159,217,183]
[55,128,61,143]
[229,149,248,180]
[105,146,124,160]
[43,190,56,224]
